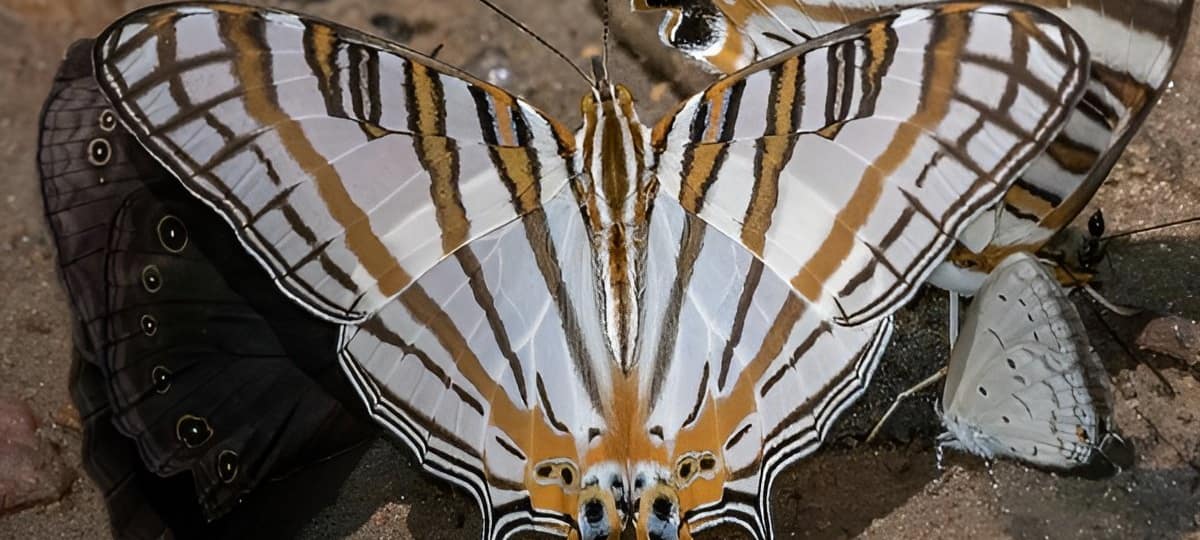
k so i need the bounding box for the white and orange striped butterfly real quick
[634,0,1193,293]
[91,2,1088,538]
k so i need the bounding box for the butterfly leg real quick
[866,367,949,443]
[948,291,961,347]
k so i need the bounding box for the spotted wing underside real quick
[41,38,376,539]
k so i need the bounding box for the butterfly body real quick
[88,2,1090,538]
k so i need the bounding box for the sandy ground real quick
[0,0,1198,538]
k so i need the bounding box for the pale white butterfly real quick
[939,252,1132,475]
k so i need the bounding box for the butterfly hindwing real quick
[637,195,891,537]
[941,252,1119,471]
[650,5,1089,324]
[340,185,613,539]
[40,38,377,538]
[93,2,580,323]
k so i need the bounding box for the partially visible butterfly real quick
[633,0,1194,294]
[939,252,1132,476]
[40,38,377,539]
[86,2,1089,538]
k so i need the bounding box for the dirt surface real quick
[0,0,1198,539]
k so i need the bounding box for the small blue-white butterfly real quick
[939,252,1133,476]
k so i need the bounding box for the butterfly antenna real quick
[1084,302,1176,397]
[601,0,612,82]
[1101,215,1200,241]
[473,0,594,86]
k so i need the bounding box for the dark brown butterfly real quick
[40,38,377,539]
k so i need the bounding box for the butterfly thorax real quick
[578,83,654,369]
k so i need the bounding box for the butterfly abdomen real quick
[579,84,655,367]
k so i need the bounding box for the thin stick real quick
[601,0,611,81]
[867,367,949,443]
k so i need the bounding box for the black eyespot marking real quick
[978,386,988,397]
[1002,416,1010,424]
[1032,446,1039,456]
[217,450,239,483]
[140,314,158,336]
[1027,314,1035,322]
[652,497,672,520]
[176,415,213,448]
[157,215,189,253]
[87,138,111,166]
[699,456,716,470]
[1006,358,1017,369]
[584,500,605,524]
[678,462,692,479]
[98,109,117,132]
[151,365,172,394]
[1014,375,1027,385]
[536,465,553,478]
[141,265,162,293]
[1018,298,1027,307]
[560,468,574,486]
[997,294,1008,302]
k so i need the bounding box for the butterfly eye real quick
[157,215,189,253]
[98,109,117,132]
[1087,209,1105,238]
[151,365,172,394]
[142,265,163,293]
[87,138,111,166]
[176,414,213,448]
[217,450,240,483]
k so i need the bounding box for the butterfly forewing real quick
[650,5,1089,324]
[637,0,1193,292]
[93,3,579,323]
